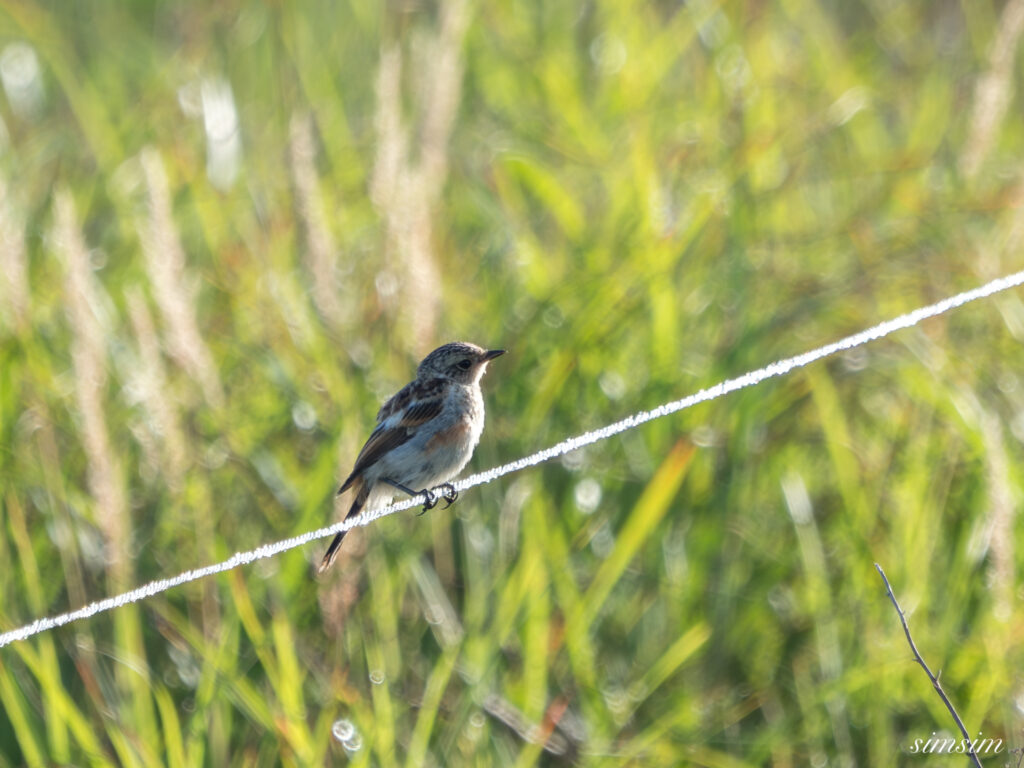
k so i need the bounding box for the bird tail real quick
[318,481,370,573]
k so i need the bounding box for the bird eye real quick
[457,359,472,370]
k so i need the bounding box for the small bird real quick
[319,342,505,572]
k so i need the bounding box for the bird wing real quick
[338,381,446,494]
[376,377,438,422]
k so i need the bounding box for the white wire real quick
[2,269,1023,649]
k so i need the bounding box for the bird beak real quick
[483,349,506,361]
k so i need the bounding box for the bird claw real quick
[417,488,438,515]
[438,482,458,509]
[415,483,457,513]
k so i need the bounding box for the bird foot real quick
[437,482,458,509]
[417,488,438,515]
[414,483,458,514]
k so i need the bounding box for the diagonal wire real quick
[2,269,1023,649]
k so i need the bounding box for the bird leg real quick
[436,483,458,508]
[382,478,438,514]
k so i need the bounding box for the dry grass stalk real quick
[127,286,221,635]
[961,0,1024,178]
[139,147,225,409]
[0,178,30,332]
[420,0,470,188]
[369,44,405,214]
[370,0,469,353]
[127,288,188,489]
[316,527,367,637]
[980,411,1014,619]
[55,190,130,583]
[289,112,347,331]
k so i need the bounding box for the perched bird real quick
[319,342,505,572]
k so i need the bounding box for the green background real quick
[0,0,1022,765]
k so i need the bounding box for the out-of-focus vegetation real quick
[0,0,1023,764]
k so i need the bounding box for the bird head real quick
[418,342,506,384]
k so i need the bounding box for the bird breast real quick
[370,383,485,491]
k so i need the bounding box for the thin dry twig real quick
[874,563,984,768]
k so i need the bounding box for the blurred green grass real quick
[1,0,1023,765]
